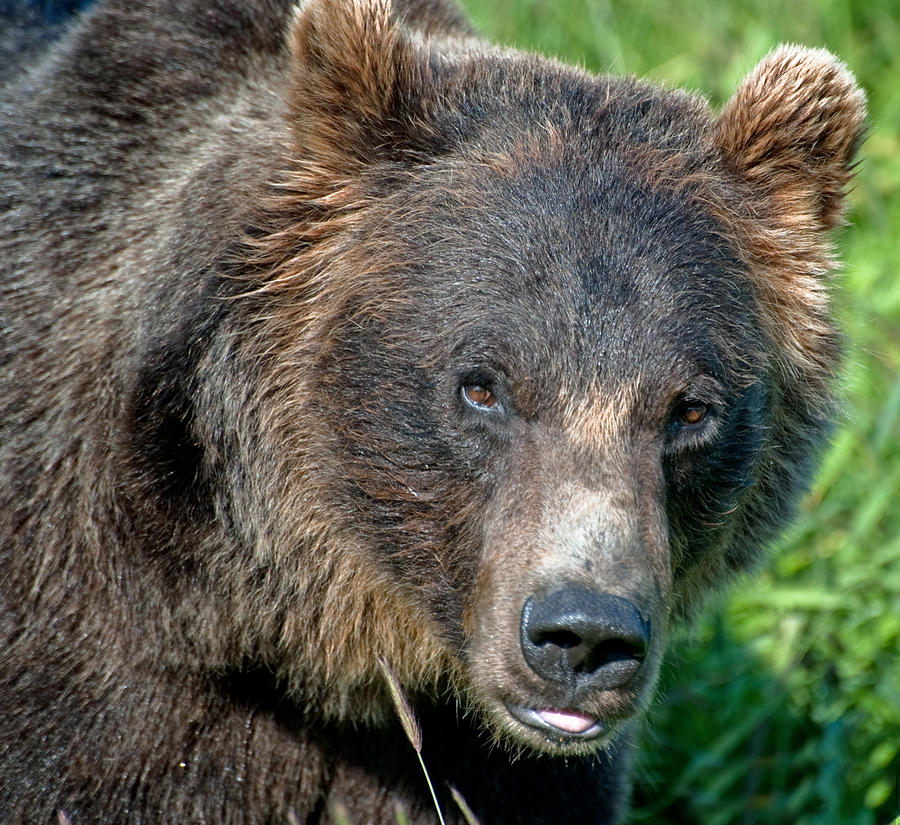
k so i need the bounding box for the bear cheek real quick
[462,449,670,753]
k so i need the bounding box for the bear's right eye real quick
[461,384,498,411]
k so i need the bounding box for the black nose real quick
[520,587,650,690]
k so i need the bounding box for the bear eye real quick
[665,395,720,454]
[461,384,498,410]
[673,400,710,428]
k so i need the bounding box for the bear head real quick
[185,0,864,757]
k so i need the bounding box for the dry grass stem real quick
[378,657,423,752]
[450,787,483,825]
[378,657,445,825]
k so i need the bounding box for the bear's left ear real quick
[286,0,434,179]
[715,46,866,230]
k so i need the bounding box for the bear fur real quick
[0,0,865,822]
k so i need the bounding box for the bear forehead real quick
[427,52,714,154]
[379,148,759,389]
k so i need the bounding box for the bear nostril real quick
[534,629,581,649]
[573,636,647,674]
[521,587,651,689]
[531,625,646,676]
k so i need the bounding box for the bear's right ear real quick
[287,0,433,179]
[715,46,866,231]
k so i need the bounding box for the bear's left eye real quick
[675,401,709,427]
[665,398,716,454]
[461,384,498,410]
[667,398,717,443]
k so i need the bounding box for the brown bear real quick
[0,0,865,822]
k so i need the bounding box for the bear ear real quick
[287,0,431,177]
[715,45,866,230]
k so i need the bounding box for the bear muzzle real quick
[500,586,652,743]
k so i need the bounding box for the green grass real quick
[455,1,900,822]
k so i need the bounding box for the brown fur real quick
[0,1,864,822]
[715,48,865,390]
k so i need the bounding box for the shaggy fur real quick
[0,0,864,823]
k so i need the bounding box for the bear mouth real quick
[505,704,607,740]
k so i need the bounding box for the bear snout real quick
[519,587,650,692]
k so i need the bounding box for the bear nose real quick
[520,587,650,690]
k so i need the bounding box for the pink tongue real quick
[537,709,597,734]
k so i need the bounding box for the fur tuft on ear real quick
[287,0,427,176]
[716,45,866,230]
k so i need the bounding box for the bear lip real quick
[505,704,606,739]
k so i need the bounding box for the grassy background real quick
[456,1,900,823]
